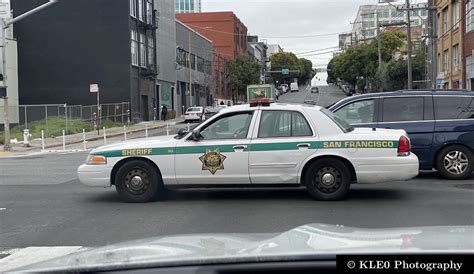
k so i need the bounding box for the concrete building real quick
[437,0,464,89]
[352,2,429,42]
[266,44,283,70]
[175,20,213,113]
[176,12,248,102]
[175,0,201,13]
[248,35,268,83]
[12,0,158,122]
[155,0,177,118]
[464,0,474,90]
[0,24,19,125]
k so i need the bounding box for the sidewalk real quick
[0,118,183,156]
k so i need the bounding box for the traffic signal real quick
[0,74,3,81]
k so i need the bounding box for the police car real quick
[78,100,419,203]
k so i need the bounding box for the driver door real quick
[175,111,256,185]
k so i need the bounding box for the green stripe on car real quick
[91,140,399,158]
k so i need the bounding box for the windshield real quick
[2,0,473,272]
[187,107,202,112]
[320,108,354,133]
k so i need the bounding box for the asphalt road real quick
[1,85,473,249]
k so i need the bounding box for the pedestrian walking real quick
[161,105,168,121]
[275,89,280,101]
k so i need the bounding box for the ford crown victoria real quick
[78,103,419,202]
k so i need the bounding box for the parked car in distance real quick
[184,107,204,123]
[290,82,299,93]
[311,86,319,93]
[328,90,474,179]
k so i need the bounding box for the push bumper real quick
[77,164,112,187]
[355,153,419,184]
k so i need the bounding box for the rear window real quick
[187,107,202,112]
[434,96,474,120]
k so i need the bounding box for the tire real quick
[115,160,162,203]
[436,145,473,180]
[304,158,351,201]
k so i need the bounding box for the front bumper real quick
[77,164,112,187]
[355,153,419,184]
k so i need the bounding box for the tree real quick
[297,58,314,85]
[327,30,407,92]
[227,55,262,97]
[269,52,299,84]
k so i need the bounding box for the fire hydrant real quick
[23,129,32,147]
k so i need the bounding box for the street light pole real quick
[376,12,382,65]
[406,0,413,89]
[188,31,193,107]
[2,0,59,150]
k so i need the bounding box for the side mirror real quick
[177,128,189,137]
[189,129,201,141]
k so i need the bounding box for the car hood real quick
[16,224,474,272]
[91,135,176,155]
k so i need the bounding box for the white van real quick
[290,82,299,92]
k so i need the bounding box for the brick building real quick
[437,0,464,89]
[175,12,248,103]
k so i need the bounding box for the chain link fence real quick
[1,102,130,139]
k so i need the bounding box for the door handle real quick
[233,145,248,150]
[297,143,311,148]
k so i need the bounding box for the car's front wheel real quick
[115,160,162,203]
[436,145,473,180]
[304,158,351,201]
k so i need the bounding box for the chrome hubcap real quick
[321,173,335,186]
[444,151,469,175]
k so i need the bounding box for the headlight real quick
[86,155,107,165]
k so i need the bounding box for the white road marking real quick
[0,246,83,272]
[0,208,6,211]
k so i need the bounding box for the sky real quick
[201,0,421,69]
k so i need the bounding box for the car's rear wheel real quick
[436,145,473,180]
[304,158,351,201]
[115,160,162,203]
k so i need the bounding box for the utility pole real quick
[406,0,413,89]
[188,31,193,107]
[428,0,437,89]
[2,0,58,150]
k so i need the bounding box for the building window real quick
[131,30,139,66]
[420,9,427,17]
[146,0,153,24]
[377,9,389,18]
[175,0,179,12]
[190,0,194,11]
[443,7,448,34]
[410,10,418,17]
[438,53,441,73]
[130,0,137,17]
[138,0,144,21]
[190,53,196,70]
[185,0,189,12]
[444,49,449,73]
[466,0,473,32]
[453,0,460,29]
[140,33,146,67]
[453,44,459,70]
[147,35,154,66]
[410,19,420,26]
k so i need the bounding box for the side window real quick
[258,111,312,138]
[382,97,424,122]
[334,100,375,124]
[434,96,474,120]
[199,112,253,140]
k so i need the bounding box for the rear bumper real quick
[355,154,419,183]
[77,164,112,187]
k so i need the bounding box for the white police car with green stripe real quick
[78,102,419,202]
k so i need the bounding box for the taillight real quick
[398,136,410,156]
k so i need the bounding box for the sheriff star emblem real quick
[199,149,227,175]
